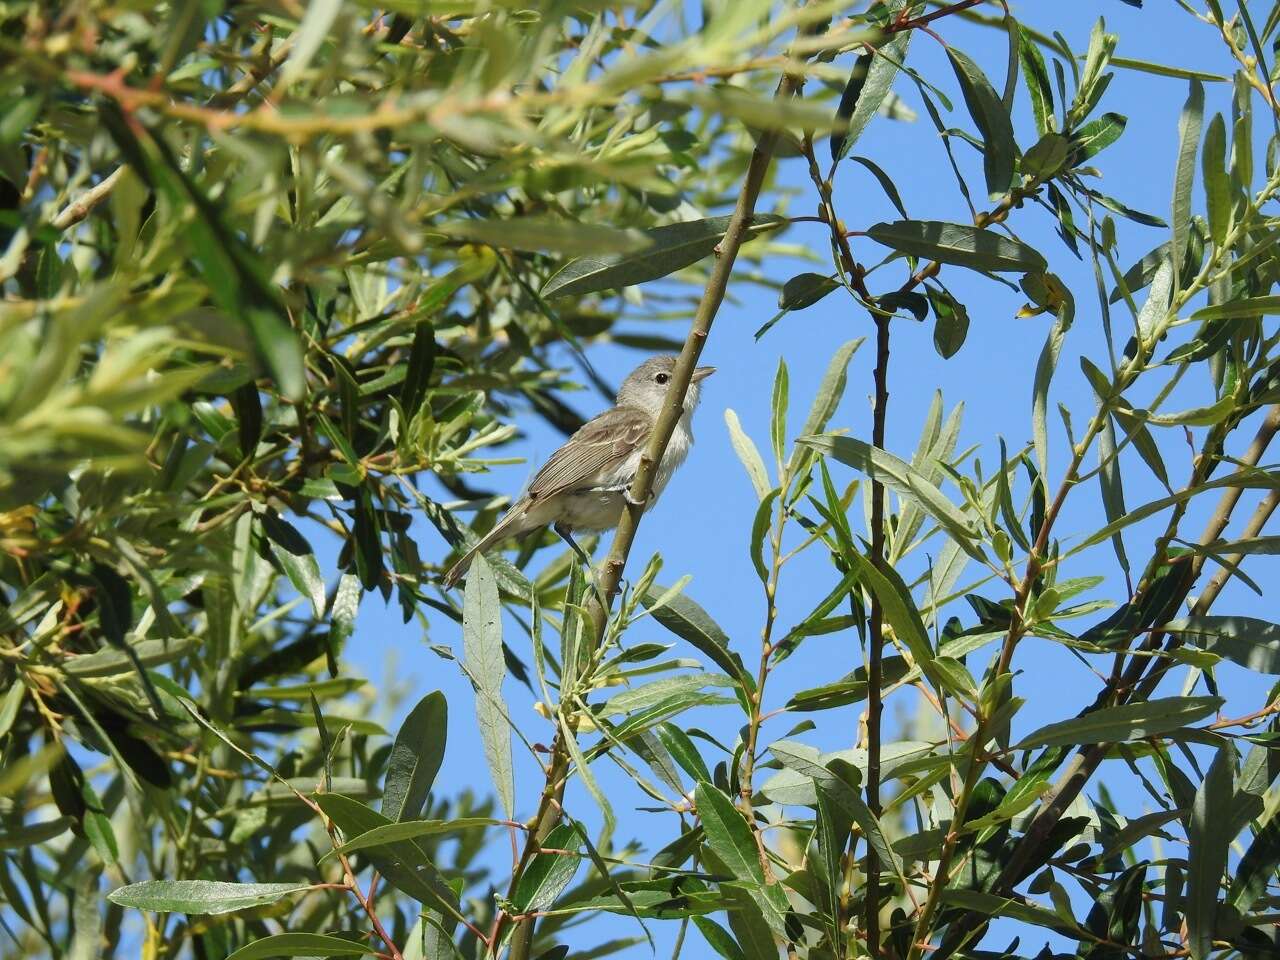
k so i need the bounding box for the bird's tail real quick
[441,506,529,589]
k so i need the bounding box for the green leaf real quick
[1022,132,1071,179]
[511,824,580,913]
[866,220,1046,273]
[278,0,342,87]
[939,890,1085,938]
[1187,746,1234,960]
[655,722,711,783]
[381,691,447,822]
[724,409,771,500]
[463,556,514,818]
[107,880,310,915]
[789,337,864,480]
[1072,472,1278,553]
[399,320,436,422]
[1168,616,1280,673]
[1229,816,1280,912]
[1032,305,1072,480]
[947,47,1016,198]
[1015,696,1223,749]
[832,17,912,162]
[1190,295,1280,321]
[260,511,326,618]
[1202,112,1230,246]
[0,816,73,849]
[770,358,788,470]
[1070,112,1126,163]
[1019,25,1055,136]
[435,217,650,256]
[541,215,784,298]
[799,434,986,563]
[778,273,839,311]
[313,794,460,916]
[641,587,753,692]
[695,782,788,935]
[1172,79,1205,291]
[927,287,969,359]
[330,819,500,857]
[750,489,780,584]
[226,933,377,960]
[331,820,500,858]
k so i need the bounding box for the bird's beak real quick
[691,366,716,383]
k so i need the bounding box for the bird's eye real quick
[655,373,670,385]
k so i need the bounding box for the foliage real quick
[5,2,1280,960]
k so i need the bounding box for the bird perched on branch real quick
[441,355,714,588]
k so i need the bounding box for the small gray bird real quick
[441,356,714,588]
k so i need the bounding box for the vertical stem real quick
[864,312,891,958]
[499,66,806,960]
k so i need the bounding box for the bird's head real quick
[616,355,715,416]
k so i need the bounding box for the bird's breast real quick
[651,416,693,499]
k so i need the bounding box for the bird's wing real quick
[526,405,652,500]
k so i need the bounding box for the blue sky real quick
[334,4,1279,955]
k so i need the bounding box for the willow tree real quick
[5,2,1280,960]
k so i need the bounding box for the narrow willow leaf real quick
[0,816,73,850]
[947,47,1016,198]
[463,556,514,818]
[724,409,771,500]
[656,722,711,783]
[823,549,938,690]
[1019,25,1054,136]
[1071,112,1126,163]
[381,691,447,822]
[331,818,502,856]
[789,338,864,480]
[511,824,580,913]
[938,889,1084,937]
[695,782,788,935]
[866,220,1046,273]
[278,0,341,87]
[850,158,908,218]
[107,880,310,915]
[1190,295,1280,321]
[1167,616,1280,673]
[1032,305,1072,480]
[226,933,377,960]
[750,489,780,583]
[778,272,839,311]
[1022,133,1070,179]
[1187,746,1234,960]
[679,85,836,134]
[399,321,436,421]
[770,358,788,471]
[313,794,460,916]
[260,511,326,618]
[1015,696,1222,748]
[435,217,649,256]
[641,587,753,692]
[541,215,783,298]
[832,13,912,162]
[1229,816,1280,912]
[1109,57,1229,82]
[1097,403,1130,577]
[1072,471,1277,553]
[1202,112,1230,246]
[799,435,987,562]
[1172,80,1205,291]
[1135,258,1173,344]
[927,286,969,359]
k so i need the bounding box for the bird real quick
[441,355,715,588]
